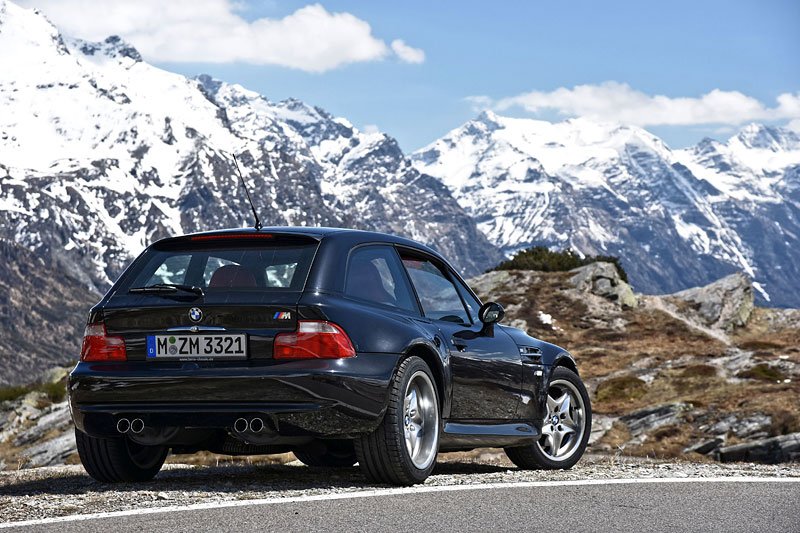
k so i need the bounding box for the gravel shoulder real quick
[1,453,798,524]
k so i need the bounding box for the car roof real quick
[153,226,445,260]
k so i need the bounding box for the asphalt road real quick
[5,479,799,532]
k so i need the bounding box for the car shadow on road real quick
[1,461,511,497]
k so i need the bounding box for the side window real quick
[401,256,470,325]
[345,246,417,312]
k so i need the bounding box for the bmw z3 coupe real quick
[70,227,592,485]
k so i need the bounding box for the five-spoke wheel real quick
[403,370,439,470]
[505,366,592,470]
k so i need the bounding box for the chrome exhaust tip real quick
[233,418,249,433]
[249,417,265,433]
[130,418,145,434]
[116,418,131,434]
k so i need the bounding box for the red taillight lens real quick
[80,323,127,362]
[274,321,356,359]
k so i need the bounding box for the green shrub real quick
[0,380,66,404]
[39,381,67,403]
[491,246,628,282]
[0,385,32,403]
[736,364,786,382]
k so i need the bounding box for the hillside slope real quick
[470,265,799,461]
[0,240,98,386]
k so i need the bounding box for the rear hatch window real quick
[123,238,316,293]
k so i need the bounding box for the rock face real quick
[716,433,800,464]
[0,239,98,386]
[619,403,690,442]
[669,272,754,330]
[569,262,638,308]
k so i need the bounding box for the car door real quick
[399,252,523,421]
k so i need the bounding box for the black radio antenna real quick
[231,154,262,231]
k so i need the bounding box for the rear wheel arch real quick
[403,343,447,418]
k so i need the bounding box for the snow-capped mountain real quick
[413,112,800,306]
[0,0,500,296]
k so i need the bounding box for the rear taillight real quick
[274,321,356,359]
[80,323,127,362]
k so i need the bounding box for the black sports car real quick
[69,227,592,485]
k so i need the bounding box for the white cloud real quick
[362,124,381,134]
[390,39,425,64]
[464,95,493,112]
[21,0,424,72]
[474,82,800,127]
[788,119,800,133]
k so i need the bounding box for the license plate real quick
[146,334,247,359]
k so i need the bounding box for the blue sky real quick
[28,0,800,152]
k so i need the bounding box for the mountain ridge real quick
[412,111,800,306]
[0,0,501,297]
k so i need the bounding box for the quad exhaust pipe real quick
[233,417,267,433]
[116,417,145,434]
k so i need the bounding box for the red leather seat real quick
[208,265,257,288]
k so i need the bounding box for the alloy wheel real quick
[402,370,439,469]
[536,378,587,462]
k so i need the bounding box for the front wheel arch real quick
[552,353,579,376]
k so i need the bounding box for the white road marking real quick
[1,476,798,529]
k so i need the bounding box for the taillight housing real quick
[80,323,127,362]
[274,321,356,359]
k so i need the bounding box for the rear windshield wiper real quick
[129,283,204,297]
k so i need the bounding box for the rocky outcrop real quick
[619,403,690,442]
[569,262,638,308]
[669,272,754,330]
[716,433,800,464]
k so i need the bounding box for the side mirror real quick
[478,302,505,325]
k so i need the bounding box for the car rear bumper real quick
[69,353,401,439]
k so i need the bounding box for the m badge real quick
[273,311,292,320]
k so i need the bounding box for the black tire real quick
[355,356,440,485]
[293,440,357,468]
[505,366,592,470]
[75,428,168,482]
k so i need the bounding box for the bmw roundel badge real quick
[189,307,203,322]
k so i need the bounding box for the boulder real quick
[683,438,724,455]
[670,272,754,330]
[619,403,690,438]
[569,262,638,308]
[715,433,800,464]
[22,431,76,467]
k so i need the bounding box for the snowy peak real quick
[733,123,800,152]
[0,0,71,69]
[72,35,143,63]
[414,112,800,307]
[0,0,500,293]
